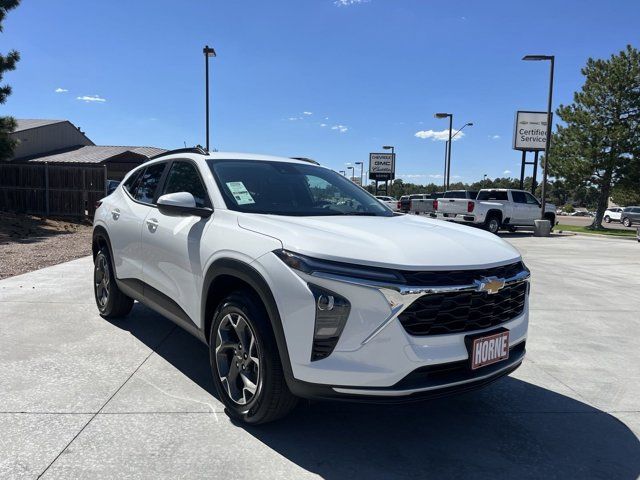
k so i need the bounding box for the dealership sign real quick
[513,111,551,151]
[369,153,395,181]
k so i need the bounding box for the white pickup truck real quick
[434,188,556,234]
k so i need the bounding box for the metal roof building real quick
[1,119,166,216]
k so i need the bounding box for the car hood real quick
[237,213,521,270]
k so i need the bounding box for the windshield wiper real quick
[342,212,383,216]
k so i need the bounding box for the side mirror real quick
[157,192,213,218]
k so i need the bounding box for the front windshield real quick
[208,160,393,217]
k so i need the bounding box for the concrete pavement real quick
[0,234,639,479]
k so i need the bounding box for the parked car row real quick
[374,189,556,234]
[432,189,556,234]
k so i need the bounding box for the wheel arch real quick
[486,209,503,223]
[92,226,114,262]
[201,258,294,381]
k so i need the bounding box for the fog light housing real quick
[308,284,350,361]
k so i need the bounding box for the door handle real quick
[111,208,120,220]
[146,218,159,232]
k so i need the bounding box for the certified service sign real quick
[513,111,550,151]
[369,153,395,181]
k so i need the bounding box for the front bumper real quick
[251,252,529,397]
[287,341,525,402]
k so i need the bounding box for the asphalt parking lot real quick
[0,234,639,479]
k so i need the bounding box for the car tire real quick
[623,217,632,227]
[209,291,298,424]
[604,215,611,223]
[93,247,134,319]
[484,215,501,235]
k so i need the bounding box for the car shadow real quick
[112,304,640,480]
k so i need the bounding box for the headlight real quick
[273,249,403,283]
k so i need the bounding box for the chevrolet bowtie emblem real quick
[476,276,506,295]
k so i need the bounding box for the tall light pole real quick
[347,165,355,182]
[434,113,453,190]
[339,170,346,176]
[523,54,555,219]
[382,146,394,195]
[355,161,364,187]
[203,45,216,151]
[441,122,472,191]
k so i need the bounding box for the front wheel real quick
[623,217,632,227]
[210,291,297,424]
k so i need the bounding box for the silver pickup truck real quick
[434,188,556,234]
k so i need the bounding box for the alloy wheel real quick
[215,313,261,405]
[94,254,110,308]
[489,218,499,234]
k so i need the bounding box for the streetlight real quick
[339,170,346,176]
[523,54,555,219]
[203,45,216,151]
[442,122,473,190]
[483,173,488,186]
[434,113,453,190]
[355,161,364,187]
[382,146,395,195]
[347,165,355,182]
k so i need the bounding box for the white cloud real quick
[503,170,512,175]
[303,111,313,116]
[287,117,299,121]
[54,87,68,93]
[331,124,348,133]
[334,0,369,6]
[414,129,465,141]
[489,134,501,140]
[77,95,106,103]
[320,123,328,127]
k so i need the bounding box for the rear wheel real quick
[604,215,611,223]
[93,247,133,319]
[484,214,501,234]
[210,291,297,424]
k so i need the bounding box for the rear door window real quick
[134,163,167,204]
[511,191,526,203]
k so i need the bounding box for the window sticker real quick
[226,181,255,205]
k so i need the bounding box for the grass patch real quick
[556,224,637,237]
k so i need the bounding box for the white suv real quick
[92,149,530,424]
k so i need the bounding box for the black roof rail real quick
[149,147,209,160]
[290,156,320,165]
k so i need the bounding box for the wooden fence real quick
[0,163,107,217]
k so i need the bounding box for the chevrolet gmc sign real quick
[369,153,395,181]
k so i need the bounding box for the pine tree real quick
[550,45,640,229]
[0,0,21,161]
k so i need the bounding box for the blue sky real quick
[3,0,639,184]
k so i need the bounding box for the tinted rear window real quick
[443,191,466,199]
[477,190,508,201]
[134,163,166,204]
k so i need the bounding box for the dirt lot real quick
[0,211,92,280]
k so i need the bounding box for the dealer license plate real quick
[470,331,510,370]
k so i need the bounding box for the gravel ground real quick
[0,211,92,280]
